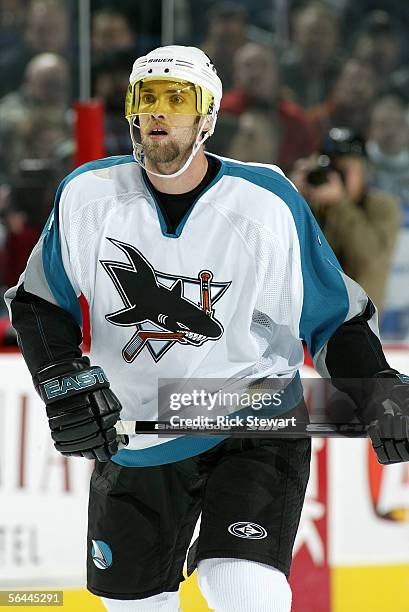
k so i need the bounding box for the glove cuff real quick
[35,358,110,405]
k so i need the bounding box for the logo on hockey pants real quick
[101,238,230,362]
[91,540,113,570]
[228,522,267,539]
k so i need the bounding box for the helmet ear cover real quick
[125,77,215,119]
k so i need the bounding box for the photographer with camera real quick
[291,127,400,311]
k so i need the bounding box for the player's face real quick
[137,80,202,166]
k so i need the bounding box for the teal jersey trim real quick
[41,156,135,326]
[223,160,350,358]
[112,435,226,467]
[141,154,226,238]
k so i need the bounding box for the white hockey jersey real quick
[6,153,374,466]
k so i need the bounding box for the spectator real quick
[341,0,409,48]
[0,0,25,53]
[351,11,409,104]
[91,0,162,51]
[92,51,134,156]
[308,58,380,145]
[25,0,69,54]
[352,11,404,90]
[0,174,42,292]
[22,115,70,164]
[367,95,409,338]
[280,2,344,108]
[201,2,248,90]
[291,128,400,311]
[0,0,69,98]
[92,8,136,58]
[1,208,40,289]
[0,53,70,178]
[214,42,318,173]
[0,161,60,291]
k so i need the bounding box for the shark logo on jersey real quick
[100,238,231,362]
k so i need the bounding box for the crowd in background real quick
[1,0,409,344]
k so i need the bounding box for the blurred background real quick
[0,1,409,611]
[2,0,409,343]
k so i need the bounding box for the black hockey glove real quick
[360,369,409,465]
[34,357,122,462]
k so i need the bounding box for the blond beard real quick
[140,119,201,172]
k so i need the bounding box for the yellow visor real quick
[125,77,215,119]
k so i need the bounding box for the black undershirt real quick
[145,154,221,234]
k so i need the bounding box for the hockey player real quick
[5,45,409,612]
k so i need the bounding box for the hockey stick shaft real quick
[199,270,213,314]
[123,331,186,362]
[115,420,368,437]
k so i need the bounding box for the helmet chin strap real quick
[129,116,212,179]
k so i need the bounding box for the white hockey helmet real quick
[126,45,223,178]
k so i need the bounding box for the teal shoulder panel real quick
[223,160,350,356]
[42,156,135,326]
